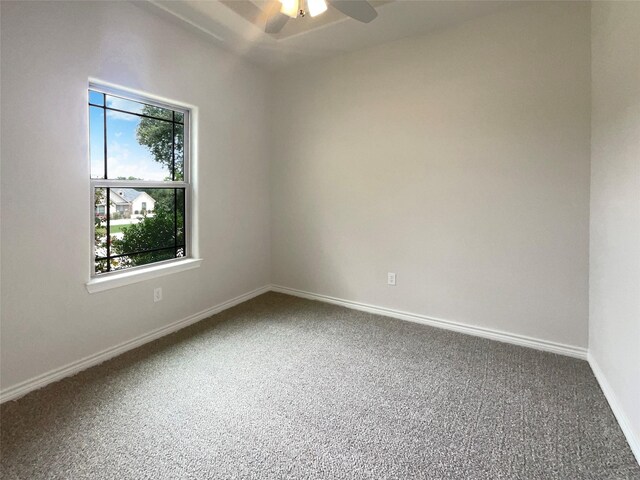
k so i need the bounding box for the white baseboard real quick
[0,285,271,404]
[270,285,588,360]
[588,353,640,466]
[0,283,590,403]
[5,283,637,466]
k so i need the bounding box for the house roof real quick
[108,190,129,205]
[115,188,143,203]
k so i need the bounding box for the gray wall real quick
[270,2,591,348]
[0,1,271,390]
[590,0,640,458]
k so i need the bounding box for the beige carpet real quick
[1,292,638,479]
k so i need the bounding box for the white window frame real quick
[86,82,200,293]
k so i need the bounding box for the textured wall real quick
[270,2,591,348]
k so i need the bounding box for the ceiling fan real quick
[265,0,378,34]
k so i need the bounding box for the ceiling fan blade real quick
[329,0,378,23]
[265,12,290,34]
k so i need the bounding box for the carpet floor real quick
[1,292,638,479]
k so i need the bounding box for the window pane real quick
[109,249,177,272]
[106,110,172,181]
[105,95,143,116]
[176,189,185,249]
[143,104,173,121]
[174,123,184,181]
[89,106,105,179]
[89,90,104,106]
[94,186,186,275]
[105,95,172,120]
[175,111,184,124]
[109,187,181,257]
[94,187,108,273]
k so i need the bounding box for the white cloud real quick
[107,110,137,121]
[107,141,168,181]
[106,97,142,121]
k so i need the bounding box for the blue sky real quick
[90,95,172,181]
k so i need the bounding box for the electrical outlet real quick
[387,272,396,286]
[154,287,162,302]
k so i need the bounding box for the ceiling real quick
[138,0,525,70]
[219,0,393,40]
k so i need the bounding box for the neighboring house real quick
[95,188,155,218]
[117,188,156,215]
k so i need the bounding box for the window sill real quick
[86,258,202,293]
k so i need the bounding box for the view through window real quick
[89,87,189,275]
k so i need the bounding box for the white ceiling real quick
[137,0,526,70]
[218,0,393,40]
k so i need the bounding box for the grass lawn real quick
[96,224,131,235]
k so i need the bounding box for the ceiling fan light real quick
[280,0,299,18]
[307,0,328,17]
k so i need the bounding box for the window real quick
[89,84,190,276]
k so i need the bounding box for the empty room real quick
[1,0,639,478]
